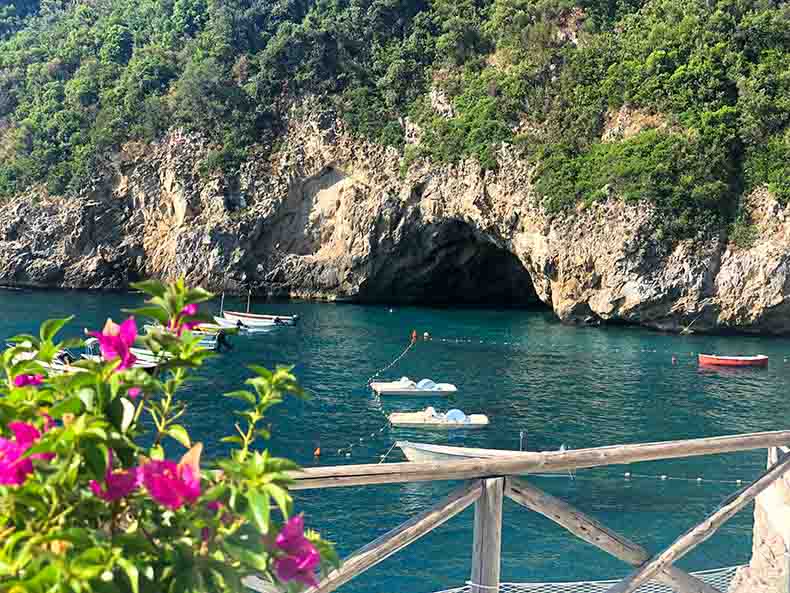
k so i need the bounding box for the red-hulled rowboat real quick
[698,354,768,367]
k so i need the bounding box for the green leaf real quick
[40,316,74,342]
[84,442,109,479]
[167,425,191,448]
[77,388,96,410]
[117,558,139,593]
[224,390,256,405]
[124,307,169,325]
[262,484,292,519]
[220,436,244,444]
[183,287,215,304]
[130,280,167,298]
[150,445,165,460]
[245,490,270,533]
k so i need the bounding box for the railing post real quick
[471,477,504,593]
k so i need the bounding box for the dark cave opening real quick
[365,221,546,308]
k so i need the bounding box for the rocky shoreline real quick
[1,100,789,334]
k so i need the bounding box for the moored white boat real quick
[212,316,274,334]
[223,310,298,327]
[389,408,488,429]
[396,441,527,463]
[371,377,457,396]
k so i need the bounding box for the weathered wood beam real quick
[505,477,721,593]
[290,429,790,490]
[604,452,790,593]
[471,478,504,593]
[305,480,483,593]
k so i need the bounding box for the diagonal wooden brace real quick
[304,479,483,593]
[603,451,790,593]
[505,477,722,593]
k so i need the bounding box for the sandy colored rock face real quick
[0,99,788,333]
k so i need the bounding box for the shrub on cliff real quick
[0,0,787,235]
[0,279,338,592]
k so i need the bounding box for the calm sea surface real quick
[3,288,789,592]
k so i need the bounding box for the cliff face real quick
[1,101,789,334]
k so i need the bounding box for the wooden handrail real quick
[291,429,790,489]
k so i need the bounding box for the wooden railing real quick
[276,430,790,593]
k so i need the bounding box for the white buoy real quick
[661,475,668,480]
[624,472,631,479]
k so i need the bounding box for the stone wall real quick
[730,448,790,593]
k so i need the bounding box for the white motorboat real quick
[389,407,488,429]
[395,441,527,463]
[370,377,457,396]
[212,316,273,334]
[222,311,298,327]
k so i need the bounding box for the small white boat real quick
[389,407,489,429]
[212,316,274,334]
[396,441,527,463]
[370,377,457,396]
[223,310,298,327]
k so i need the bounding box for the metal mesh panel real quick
[435,565,742,593]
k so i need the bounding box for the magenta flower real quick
[141,444,202,510]
[40,413,55,432]
[127,387,142,400]
[89,317,138,371]
[0,422,53,486]
[90,451,140,502]
[273,515,321,586]
[169,304,201,336]
[13,374,43,388]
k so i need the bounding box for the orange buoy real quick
[313,447,321,457]
[411,330,417,344]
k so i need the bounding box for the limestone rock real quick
[0,98,788,333]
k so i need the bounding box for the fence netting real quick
[435,565,742,593]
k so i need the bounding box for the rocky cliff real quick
[1,100,789,334]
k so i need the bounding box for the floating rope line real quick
[336,422,390,458]
[365,337,416,385]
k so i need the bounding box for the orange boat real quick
[698,354,768,367]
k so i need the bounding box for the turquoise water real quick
[3,289,790,592]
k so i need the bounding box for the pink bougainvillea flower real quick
[127,387,142,400]
[89,317,138,371]
[13,374,43,388]
[0,422,53,486]
[90,451,140,502]
[169,304,201,336]
[141,443,202,510]
[273,515,321,586]
[40,413,55,432]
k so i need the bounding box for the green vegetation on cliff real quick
[0,0,787,237]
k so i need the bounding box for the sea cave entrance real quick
[364,220,544,308]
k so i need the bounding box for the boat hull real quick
[698,354,768,367]
[396,441,525,462]
[370,381,457,396]
[223,311,298,326]
[389,418,488,429]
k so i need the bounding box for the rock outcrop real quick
[1,99,789,333]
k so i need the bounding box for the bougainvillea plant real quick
[0,279,338,593]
